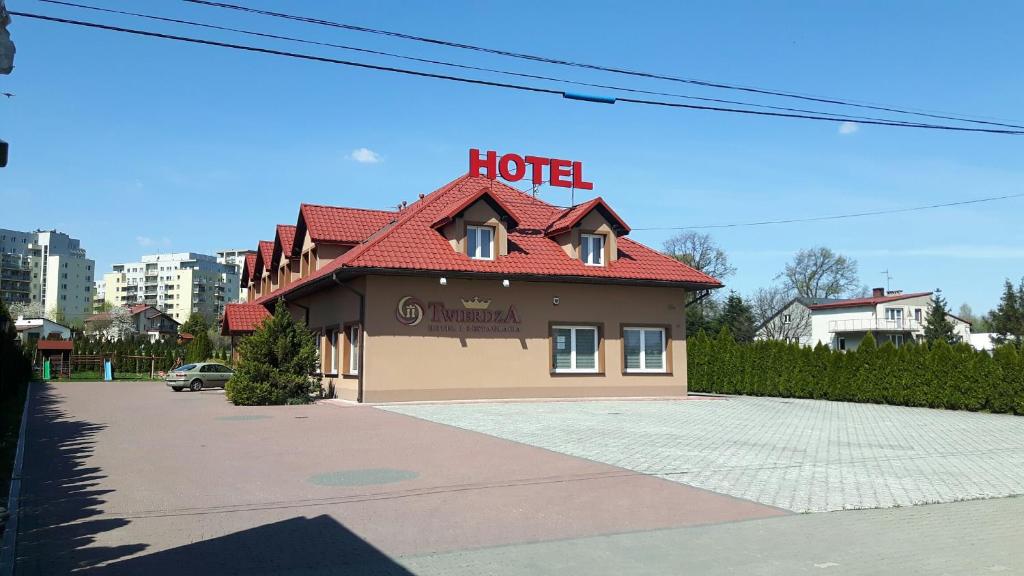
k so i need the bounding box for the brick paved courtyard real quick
[384,396,1024,512]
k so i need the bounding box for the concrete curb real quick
[0,381,31,576]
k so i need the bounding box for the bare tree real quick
[750,285,812,343]
[662,231,736,280]
[779,247,859,299]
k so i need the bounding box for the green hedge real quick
[688,330,1024,414]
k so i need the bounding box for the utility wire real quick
[13,11,1024,135]
[183,0,1024,131]
[35,0,929,127]
[630,191,1024,231]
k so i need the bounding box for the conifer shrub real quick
[688,331,1024,415]
[225,299,321,406]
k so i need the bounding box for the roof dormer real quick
[432,187,520,260]
[545,197,629,266]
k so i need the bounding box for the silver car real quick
[166,362,234,392]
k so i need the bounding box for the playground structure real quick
[36,350,177,380]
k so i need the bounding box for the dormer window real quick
[581,233,604,266]
[467,225,494,260]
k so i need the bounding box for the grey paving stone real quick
[383,396,1024,512]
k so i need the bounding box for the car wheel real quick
[190,379,203,392]
[171,386,183,392]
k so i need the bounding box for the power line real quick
[30,0,937,127]
[182,0,1024,131]
[13,11,1024,135]
[630,191,1024,231]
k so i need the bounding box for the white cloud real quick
[136,236,171,248]
[838,121,860,135]
[349,147,382,164]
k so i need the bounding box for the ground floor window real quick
[346,324,360,375]
[887,334,904,347]
[552,325,599,373]
[623,327,666,372]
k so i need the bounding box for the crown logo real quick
[461,297,492,310]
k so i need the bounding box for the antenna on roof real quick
[880,269,892,293]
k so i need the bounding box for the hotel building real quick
[223,174,721,402]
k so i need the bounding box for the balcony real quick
[828,318,922,333]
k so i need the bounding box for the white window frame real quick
[467,225,495,260]
[782,313,792,324]
[580,233,605,266]
[890,334,904,347]
[885,307,903,321]
[327,328,339,374]
[623,327,667,373]
[552,325,600,374]
[348,324,360,375]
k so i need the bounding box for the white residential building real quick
[216,248,253,303]
[14,316,73,344]
[757,288,971,351]
[102,252,239,323]
[0,228,95,321]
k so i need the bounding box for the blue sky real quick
[1,0,1022,313]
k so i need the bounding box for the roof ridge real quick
[300,202,396,215]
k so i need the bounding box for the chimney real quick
[872,287,885,297]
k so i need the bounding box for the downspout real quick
[332,272,365,403]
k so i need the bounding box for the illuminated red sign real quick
[469,149,593,190]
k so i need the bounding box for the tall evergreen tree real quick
[990,278,1024,345]
[923,292,958,345]
[716,292,757,342]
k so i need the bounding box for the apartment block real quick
[102,252,240,323]
[0,228,95,321]
[217,248,255,303]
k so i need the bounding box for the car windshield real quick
[172,364,197,372]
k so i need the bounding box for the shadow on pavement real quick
[15,383,147,574]
[85,515,416,575]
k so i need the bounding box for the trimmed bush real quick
[689,332,1024,415]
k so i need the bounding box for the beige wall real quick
[349,275,688,402]
[294,276,366,401]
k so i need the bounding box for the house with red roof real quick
[226,173,722,402]
[84,303,180,342]
[757,288,972,350]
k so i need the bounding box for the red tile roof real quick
[299,204,396,247]
[277,224,297,257]
[222,303,271,335]
[241,252,258,285]
[256,240,274,275]
[37,340,74,351]
[808,291,933,310]
[545,196,630,237]
[431,187,520,229]
[255,175,721,304]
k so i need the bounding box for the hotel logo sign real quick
[396,295,521,333]
[395,296,425,326]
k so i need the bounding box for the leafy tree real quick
[225,299,320,405]
[0,297,33,397]
[179,312,210,337]
[923,292,958,345]
[990,278,1024,345]
[779,247,859,299]
[7,301,44,320]
[716,292,756,342]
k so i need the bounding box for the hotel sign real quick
[396,295,521,333]
[469,149,593,190]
